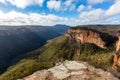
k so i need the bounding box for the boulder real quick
[19,61,119,80]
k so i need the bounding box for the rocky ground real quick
[18,61,119,80]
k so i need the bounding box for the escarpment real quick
[112,36,120,72]
[2,26,120,80]
[116,36,120,52]
[66,27,116,49]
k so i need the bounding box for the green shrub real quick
[0,59,54,80]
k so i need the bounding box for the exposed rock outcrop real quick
[112,36,120,72]
[19,61,119,80]
[66,27,107,48]
[116,36,120,52]
[111,35,120,78]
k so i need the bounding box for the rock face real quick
[66,27,106,48]
[19,61,119,80]
[116,36,120,52]
[112,35,120,78]
[112,36,120,72]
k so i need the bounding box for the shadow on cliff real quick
[69,27,118,48]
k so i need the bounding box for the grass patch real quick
[0,59,53,80]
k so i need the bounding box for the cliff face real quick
[112,36,120,72]
[116,36,120,52]
[19,61,119,80]
[66,27,120,73]
[66,27,106,48]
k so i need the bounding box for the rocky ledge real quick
[19,61,119,80]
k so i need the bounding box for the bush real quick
[0,59,54,80]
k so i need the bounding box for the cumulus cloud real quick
[78,0,120,24]
[77,5,85,12]
[0,0,44,9]
[105,0,120,16]
[36,0,44,6]
[47,0,61,11]
[63,0,77,11]
[0,8,120,26]
[79,9,105,22]
[87,0,105,4]
[0,0,120,26]
[0,10,69,25]
[64,0,73,7]
[77,5,92,12]
[0,0,5,4]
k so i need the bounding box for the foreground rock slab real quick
[19,61,119,80]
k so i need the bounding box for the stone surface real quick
[19,61,119,80]
[49,64,69,79]
[112,36,120,78]
[63,61,87,70]
[112,36,120,72]
[66,27,106,48]
[116,36,120,52]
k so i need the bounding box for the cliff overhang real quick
[66,27,111,49]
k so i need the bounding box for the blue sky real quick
[0,0,119,26]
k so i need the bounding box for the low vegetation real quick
[0,36,116,80]
[79,45,115,70]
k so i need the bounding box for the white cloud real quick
[0,10,69,26]
[63,0,77,11]
[0,0,120,26]
[0,0,44,9]
[35,0,44,7]
[77,0,120,24]
[47,0,61,11]
[64,0,73,7]
[0,8,120,26]
[105,0,120,16]
[101,15,120,24]
[87,0,105,4]
[0,0,5,3]
[79,9,105,22]
[77,5,85,12]
[0,6,120,26]
[0,10,3,14]
[77,5,92,12]
[7,0,33,9]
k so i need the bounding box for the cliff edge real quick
[19,61,119,80]
[66,27,116,48]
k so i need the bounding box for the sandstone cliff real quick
[66,27,117,49]
[112,36,120,72]
[19,61,119,80]
[66,27,120,73]
[66,27,108,48]
[116,36,120,52]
